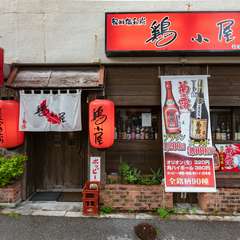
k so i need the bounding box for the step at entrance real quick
[29,192,82,202]
[58,192,82,202]
[29,192,62,201]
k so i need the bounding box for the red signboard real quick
[215,144,240,172]
[0,48,3,86]
[106,12,240,56]
[165,152,215,189]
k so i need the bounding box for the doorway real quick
[25,95,88,200]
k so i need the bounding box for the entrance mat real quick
[29,192,62,201]
[57,192,82,202]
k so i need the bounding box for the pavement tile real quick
[135,213,155,219]
[233,212,240,216]
[173,214,208,221]
[32,210,66,217]
[186,215,208,220]
[100,213,135,219]
[223,216,240,222]
[14,209,33,216]
[0,208,16,215]
[208,216,224,221]
[16,202,82,212]
[65,211,84,217]
[194,209,205,215]
[2,201,240,222]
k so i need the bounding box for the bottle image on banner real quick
[163,81,181,134]
[190,79,209,141]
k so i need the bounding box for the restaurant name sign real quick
[106,12,240,56]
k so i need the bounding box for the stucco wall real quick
[1,0,240,64]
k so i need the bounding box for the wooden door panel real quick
[27,131,86,191]
[63,132,83,188]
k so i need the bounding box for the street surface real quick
[0,215,240,240]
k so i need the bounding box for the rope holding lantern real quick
[89,99,115,149]
[0,100,24,148]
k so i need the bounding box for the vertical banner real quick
[161,75,216,192]
[90,156,101,181]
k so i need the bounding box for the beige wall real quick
[1,0,240,64]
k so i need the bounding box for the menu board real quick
[161,75,216,192]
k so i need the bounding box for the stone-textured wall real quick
[100,184,173,211]
[198,188,240,213]
[0,181,22,203]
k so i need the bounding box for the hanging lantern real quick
[0,100,24,148]
[89,99,115,149]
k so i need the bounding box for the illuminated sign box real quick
[105,12,240,56]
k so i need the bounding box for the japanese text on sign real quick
[92,106,107,146]
[90,156,101,181]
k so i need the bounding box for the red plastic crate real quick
[82,181,100,216]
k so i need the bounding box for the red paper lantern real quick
[0,100,24,148]
[89,99,115,149]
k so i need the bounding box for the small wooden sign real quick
[90,156,101,181]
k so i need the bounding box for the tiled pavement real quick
[0,201,240,222]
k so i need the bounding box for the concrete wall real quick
[1,0,240,64]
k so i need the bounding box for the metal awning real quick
[6,65,104,89]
